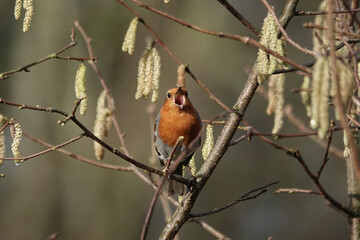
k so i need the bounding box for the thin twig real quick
[275,188,321,195]
[189,181,279,218]
[140,138,184,240]
[216,0,260,37]
[23,131,132,172]
[0,133,84,161]
[316,122,335,180]
[296,8,360,16]
[0,29,96,80]
[253,125,357,217]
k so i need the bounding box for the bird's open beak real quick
[174,88,185,109]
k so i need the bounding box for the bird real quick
[154,87,202,196]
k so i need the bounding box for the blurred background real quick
[0,0,350,239]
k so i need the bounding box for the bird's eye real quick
[167,92,171,99]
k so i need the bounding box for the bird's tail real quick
[166,165,185,196]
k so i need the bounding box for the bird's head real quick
[165,87,189,110]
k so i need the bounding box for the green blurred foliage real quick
[0,0,349,239]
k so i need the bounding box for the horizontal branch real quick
[0,97,190,185]
[0,28,96,80]
[23,131,133,172]
[275,188,321,195]
[189,181,279,218]
[296,8,360,16]
[0,133,84,161]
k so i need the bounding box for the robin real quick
[154,87,201,195]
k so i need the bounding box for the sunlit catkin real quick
[74,62,87,115]
[188,153,197,176]
[202,124,214,161]
[177,64,186,88]
[151,48,161,103]
[14,0,22,20]
[136,44,152,99]
[301,76,312,117]
[93,91,113,160]
[11,123,22,162]
[257,10,285,84]
[122,18,138,55]
[269,74,285,135]
[22,0,34,32]
[311,56,329,139]
[135,43,161,102]
[143,49,154,98]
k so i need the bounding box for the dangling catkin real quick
[311,56,329,139]
[122,18,138,55]
[93,90,114,160]
[202,124,214,160]
[14,0,22,20]
[268,74,285,135]
[301,76,312,117]
[135,43,161,102]
[74,62,87,115]
[256,10,285,84]
[151,48,161,103]
[11,123,22,162]
[22,0,34,33]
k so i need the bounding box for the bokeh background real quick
[0,0,350,239]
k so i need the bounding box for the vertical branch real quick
[346,120,360,240]
[326,0,360,238]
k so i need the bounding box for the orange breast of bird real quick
[158,100,201,148]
